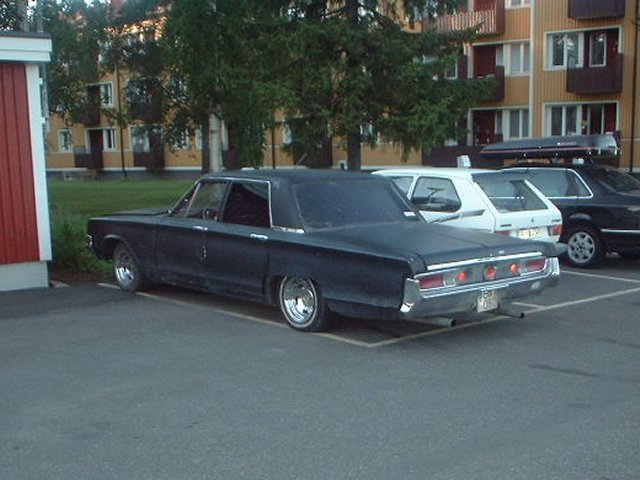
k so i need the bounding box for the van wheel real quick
[278,277,331,332]
[113,243,147,292]
[564,225,604,268]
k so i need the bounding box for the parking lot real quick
[103,255,640,349]
[1,255,639,479]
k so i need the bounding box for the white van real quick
[374,168,563,243]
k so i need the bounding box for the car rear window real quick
[293,179,418,230]
[473,174,547,212]
[588,168,640,194]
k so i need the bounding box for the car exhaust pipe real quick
[496,305,525,319]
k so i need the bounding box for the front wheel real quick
[563,225,604,268]
[113,243,147,292]
[278,277,331,332]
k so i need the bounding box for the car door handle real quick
[250,233,268,241]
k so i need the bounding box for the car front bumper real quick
[400,257,560,319]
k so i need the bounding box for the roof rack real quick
[479,134,620,162]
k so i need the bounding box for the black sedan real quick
[87,170,562,332]
[504,164,640,267]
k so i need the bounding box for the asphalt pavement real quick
[1,257,639,480]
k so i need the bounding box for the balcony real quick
[71,100,101,126]
[425,0,505,37]
[478,65,505,102]
[73,148,103,170]
[129,96,162,123]
[133,132,164,170]
[567,54,623,94]
[133,150,165,170]
[568,0,625,20]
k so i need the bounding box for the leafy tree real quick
[0,1,22,31]
[282,0,487,170]
[164,0,488,170]
[162,0,292,169]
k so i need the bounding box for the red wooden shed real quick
[0,32,52,291]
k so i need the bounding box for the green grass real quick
[48,178,194,277]
[48,179,193,217]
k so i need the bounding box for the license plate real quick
[477,290,499,313]
[517,227,541,240]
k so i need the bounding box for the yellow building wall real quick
[533,0,636,168]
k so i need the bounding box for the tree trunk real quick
[345,0,362,171]
[201,117,211,174]
[209,113,223,172]
[347,132,362,171]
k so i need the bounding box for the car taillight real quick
[548,225,562,237]
[418,273,445,290]
[495,230,510,236]
[522,258,547,273]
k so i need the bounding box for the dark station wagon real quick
[87,170,563,332]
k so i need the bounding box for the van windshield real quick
[472,173,547,212]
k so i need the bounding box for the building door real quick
[474,45,496,77]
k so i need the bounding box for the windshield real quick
[588,168,640,193]
[473,173,547,212]
[294,179,419,230]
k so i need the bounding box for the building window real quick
[547,32,582,69]
[496,109,529,139]
[103,128,117,151]
[444,60,458,79]
[173,130,190,150]
[99,83,114,107]
[508,109,529,139]
[586,105,604,134]
[507,0,530,7]
[283,121,293,146]
[506,42,530,75]
[130,126,150,152]
[195,127,203,150]
[58,129,72,152]
[590,32,607,67]
[547,105,579,136]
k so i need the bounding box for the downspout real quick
[630,0,639,173]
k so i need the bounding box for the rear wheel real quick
[564,225,604,268]
[278,277,330,332]
[113,243,147,292]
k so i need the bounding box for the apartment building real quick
[45,0,638,174]
[424,0,639,171]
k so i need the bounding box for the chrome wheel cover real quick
[114,248,136,288]
[280,278,318,326]
[567,231,596,265]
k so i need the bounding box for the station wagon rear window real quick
[473,174,547,212]
[294,180,418,230]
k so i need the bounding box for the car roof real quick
[200,168,376,184]
[374,167,493,179]
[503,163,614,171]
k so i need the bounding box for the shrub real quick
[50,209,110,278]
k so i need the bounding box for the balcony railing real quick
[128,97,162,122]
[73,149,103,170]
[71,100,101,126]
[425,0,505,37]
[477,65,505,102]
[568,0,625,20]
[567,54,623,94]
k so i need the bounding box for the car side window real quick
[220,181,271,228]
[566,170,591,197]
[527,170,572,198]
[389,176,414,195]
[412,177,461,212]
[172,181,228,220]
